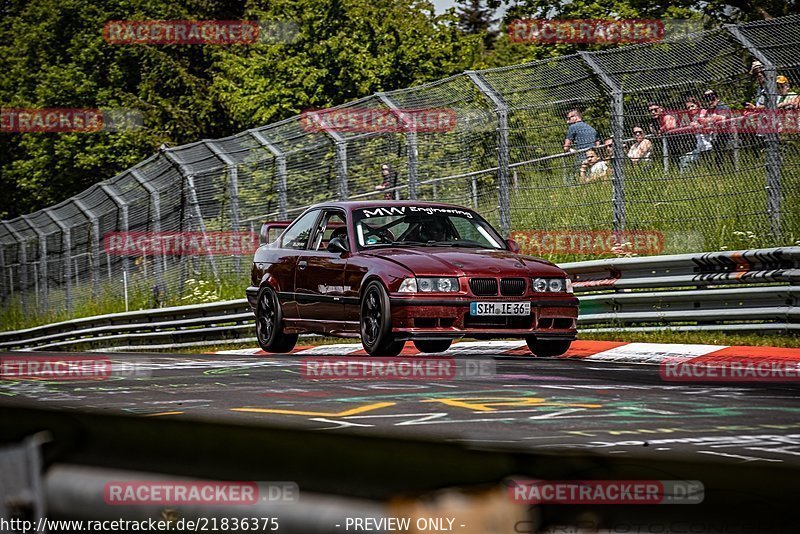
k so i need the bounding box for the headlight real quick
[532,278,548,292]
[532,277,570,293]
[398,277,459,293]
[398,278,417,292]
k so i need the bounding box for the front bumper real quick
[388,294,579,341]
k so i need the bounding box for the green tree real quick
[0,0,482,219]
[456,0,499,49]
[211,0,481,127]
[0,0,246,218]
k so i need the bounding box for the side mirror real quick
[327,236,349,253]
[506,238,521,254]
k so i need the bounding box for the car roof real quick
[306,200,475,212]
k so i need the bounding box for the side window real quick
[451,217,482,242]
[312,211,347,251]
[280,210,319,250]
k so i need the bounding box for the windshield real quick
[353,206,505,250]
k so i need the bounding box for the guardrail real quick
[0,247,796,351]
[565,247,799,333]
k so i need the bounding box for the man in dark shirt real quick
[563,109,598,182]
[563,109,598,154]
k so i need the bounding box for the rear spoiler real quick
[259,221,292,245]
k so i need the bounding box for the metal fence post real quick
[308,116,348,200]
[99,183,130,283]
[726,25,782,239]
[162,150,220,282]
[205,141,241,273]
[1,221,27,309]
[249,130,288,219]
[465,71,511,237]
[73,199,100,298]
[20,216,47,309]
[0,245,6,302]
[377,93,418,199]
[580,52,626,232]
[43,209,72,314]
[131,169,165,300]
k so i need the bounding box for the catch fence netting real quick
[1,15,798,319]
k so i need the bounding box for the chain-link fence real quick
[1,15,799,322]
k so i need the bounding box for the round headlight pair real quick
[399,277,459,293]
[531,278,569,293]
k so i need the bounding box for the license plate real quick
[470,302,531,316]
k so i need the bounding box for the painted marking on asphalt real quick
[143,411,184,417]
[696,450,783,462]
[230,401,396,417]
[421,396,603,412]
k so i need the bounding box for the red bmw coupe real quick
[246,201,578,356]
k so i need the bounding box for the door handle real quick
[298,260,307,270]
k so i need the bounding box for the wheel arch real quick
[359,273,390,299]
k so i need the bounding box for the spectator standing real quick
[375,163,397,200]
[627,127,653,164]
[701,89,733,166]
[563,109,598,182]
[647,101,688,161]
[647,102,677,135]
[777,75,799,109]
[679,97,713,170]
[746,60,768,109]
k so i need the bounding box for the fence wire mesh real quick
[1,15,799,322]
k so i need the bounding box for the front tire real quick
[360,281,405,356]
[526,338,571,357]
[255,286,298,353]
[413,340,452,353]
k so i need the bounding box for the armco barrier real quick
[565,246,800,333]
[0,247,796,351]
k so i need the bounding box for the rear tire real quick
[413,340,452,353]
[360,281,405,356]
[255,286,298,353]
[526,338,571,357]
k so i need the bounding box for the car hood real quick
[361,247,565,277]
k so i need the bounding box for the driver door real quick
[294,209,349,324]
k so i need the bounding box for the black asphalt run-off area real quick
[2,350,799,466]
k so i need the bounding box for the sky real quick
[431,0,511,22]
[432,0,458,13]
